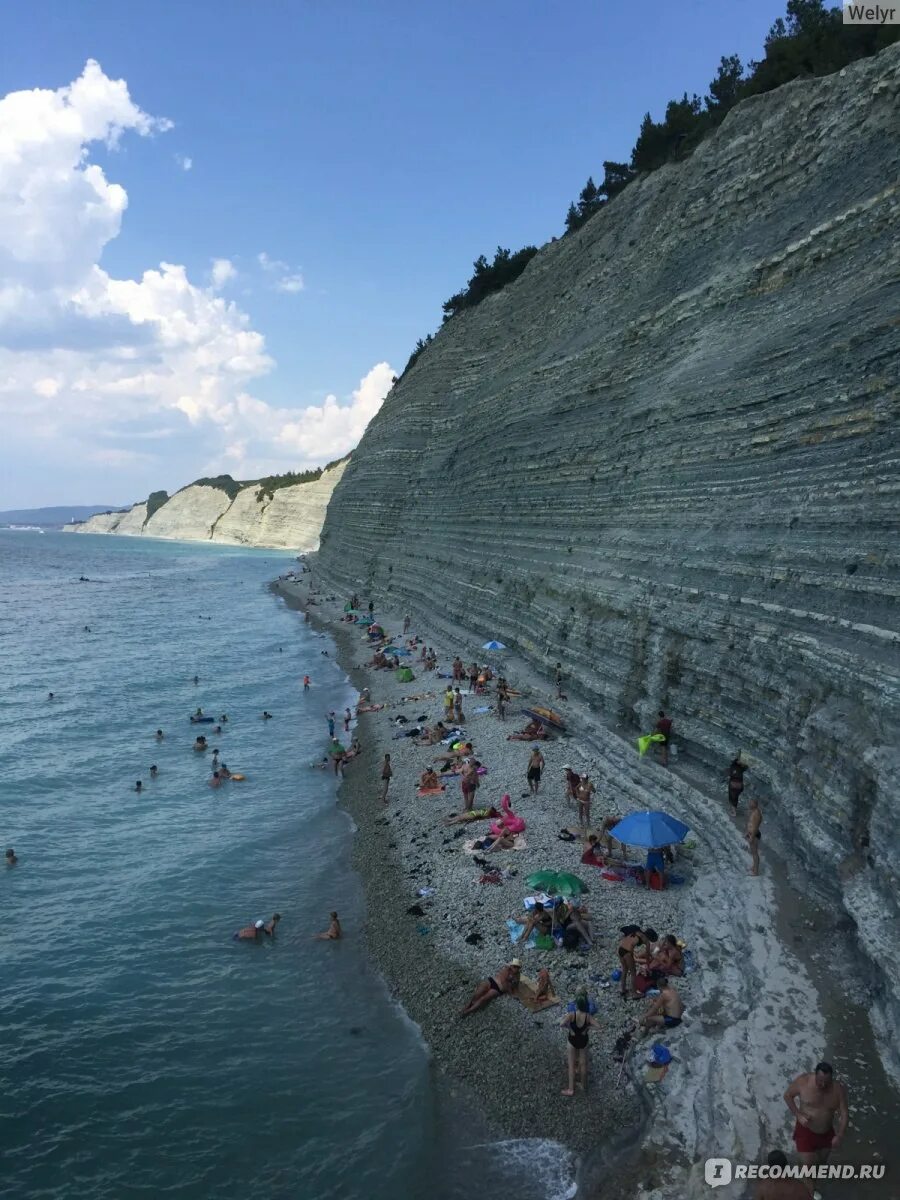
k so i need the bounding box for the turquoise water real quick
[0,533,576,1200]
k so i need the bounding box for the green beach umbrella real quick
[526,870,560,889]
[553,872,588,896]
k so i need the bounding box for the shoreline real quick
[272,572,896,1198]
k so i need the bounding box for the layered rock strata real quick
[63,461,347,551]
[315,47,900,1064]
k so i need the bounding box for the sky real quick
[0,0,782,508]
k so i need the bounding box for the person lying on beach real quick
[472,830,516,852]
[313,912,341,940]
[443,806,500,825]
[420,768,441,790]
[341,740,362,764]
[460,961,521,1016]
[507,720,548,742]
[435,742,474,768]
[638,978,683,1032]
[418,722,448,745]
[515,902,553,944]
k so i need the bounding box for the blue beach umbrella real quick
[482,640,507,651]
[608,811,690,849]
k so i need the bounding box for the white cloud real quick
[210,258,236,289]
[175,154,193,171]
[275,273,304,294]
[0,61,392,501]
[258,250,304,295]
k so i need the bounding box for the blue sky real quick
[1,0,781,506]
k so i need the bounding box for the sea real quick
[0,531,576,1200]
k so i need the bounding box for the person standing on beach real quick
[329,738,344,776]
[343,708,352,733]
[403,614,411,635]
[655,711,673,766]
[468,662,478,692]
[526,746,545,795]
[454,689,465,723]
[563,765,579,805]
[497,687,507,721]
[745,797,762,875]
[560,995,599,1096]
[444,686,455,721]
[555,662,565,699]
[380,754,393,803]
[784,1062,849,1166]
[460,759,479,811]
[576,773,595,827]
[327,712,336,738]
[727,754,747,807]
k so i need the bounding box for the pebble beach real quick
[273,572,846,1199]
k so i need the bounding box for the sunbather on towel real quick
[507,719,548,742]
[472,830,516,852]
[460,961,521,1017]
[443,806,500,825]
[419,767,441,790]
[554,899,594,948]
[534,967,553,1002]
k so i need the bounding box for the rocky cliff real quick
[315,48,900,1057]
[64,461,347,551]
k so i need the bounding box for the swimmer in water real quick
[48,692,55,701]
[209,771,222,788]
[149,765,158,779]
[262,711,273,720]
[5,848,18,867]
[195,707,203,717]
[234,919,266,941]
[220,714,228,723]
[264,913,281,936]
[134,781,143,793]
[193,736,207,752]
[155,729,164,741]
[313,912,341,940]
[193,676,199,685]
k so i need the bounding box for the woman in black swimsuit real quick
[560,996,599,1095]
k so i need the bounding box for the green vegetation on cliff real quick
[399,0,899,375]
[145,490,169,521]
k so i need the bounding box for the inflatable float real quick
[490,795,526,836]
[190,716,214,724]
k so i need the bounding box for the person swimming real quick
[262,711,273,720]
[209,771,222,788]
[134,781,143,793]
[5,848,18,867]
[155,729,164,740]
[47,692,55,701]
[149,765,158,779]
[193,736,207,752]
[234,919,266,941]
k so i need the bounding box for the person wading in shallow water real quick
[745,797,762,875]
[784,1062,849,1167]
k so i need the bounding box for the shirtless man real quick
[313,911,342,940]
[576,774,596,828]
[460,960,521,1017]
[753,1150,813,1198]
[746,797,763,875]
[784,1062,849,1166]
[639,978,684,1032]
[420,767,440,790]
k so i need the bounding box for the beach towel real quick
[506,919,536,947]
[644,1064,669,1083]
[516,976,561,1012]
[637,732,666,756]
[417,786,446,796]
[473,705,491,714]
[463,835,526,854]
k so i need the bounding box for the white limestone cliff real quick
[63,462,347,551]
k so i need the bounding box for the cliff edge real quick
[315,48,900,1061]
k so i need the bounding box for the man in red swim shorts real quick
[784,1061,849,1165]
